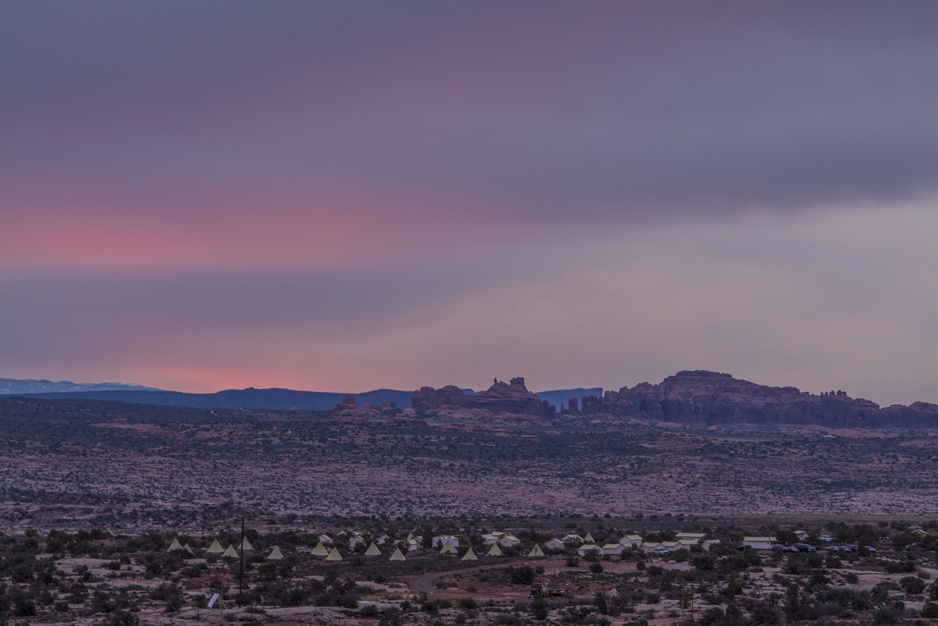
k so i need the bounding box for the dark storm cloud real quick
[2,1,935,224]
[0,264,494,363]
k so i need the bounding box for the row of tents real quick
[167,535,548,563]
[168,536,285,561]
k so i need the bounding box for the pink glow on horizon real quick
[2,190,491,270]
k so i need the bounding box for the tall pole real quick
[238,516,245,607]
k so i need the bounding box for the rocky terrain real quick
[412,377,555,418]
[411,371,938,431]
[3,391,938,624]
[598,371,938,429]
[2,396,937,538]
[1,515,937,625]
[9,371,937,430]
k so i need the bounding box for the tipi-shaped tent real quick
[406,532,415,542]
[461,546,478,561]
[206,539,225,555]
[528,544,545,558]
[312,543,329,557]
[486,543,503,557]
[326,547,343,561]
[440,541,457,555]
[222,544,238,558]
[167,538,183,552]
[584,532,595,544]
[364,542,381,556]
[240,536,254,551]
[266,546,284,561]
[183,543,195,555]
[390,547,406,561]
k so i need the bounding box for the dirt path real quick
[408,563,504,596]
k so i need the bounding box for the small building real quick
[545,538,566,552]
[742,536,778,550]
[432,535,459,549]
[676,532,706,547]
[602,543,626,556]
[577,544,602,557]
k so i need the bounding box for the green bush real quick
[900,575,926,595]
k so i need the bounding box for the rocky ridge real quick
[410,371,938,429]
[412,377,555,419]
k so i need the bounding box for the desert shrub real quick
[692,553,715,570]
[100,609,140,626]
[884,558,916,574]
[871,603,902,625]
[900,575,925,595]
[507,566,536,585]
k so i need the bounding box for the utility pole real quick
[238,516,245,607]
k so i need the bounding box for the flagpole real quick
[238,516,245,606]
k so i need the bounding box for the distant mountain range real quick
[4,373,936,429]
[0,378,161,395]
[0,377,594,412]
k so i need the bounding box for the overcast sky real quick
[2,1,936,404]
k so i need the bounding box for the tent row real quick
[168,536,283,561]
[168,535,552,563]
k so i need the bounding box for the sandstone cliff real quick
[412,377,555,418]
[600,370,938,428]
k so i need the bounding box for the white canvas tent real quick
[206,539,224,555]
[390,547,406,561]
[364,542,381,556]
[222,544,238,558]
[167,538,183,552]
[240,537,254,551]
[312,543,329,557]
[439,542,457,555]
[528,544,545,558]
[326,547,343,561]
[461,546,478,561]
[266,546,284,561]
[486,543,503,557]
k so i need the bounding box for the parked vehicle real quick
[792,543,816,553]
[819,535,834,542]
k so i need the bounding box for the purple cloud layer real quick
[4,1,935,224]
[1,1,935,401]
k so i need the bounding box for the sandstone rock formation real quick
[600,370,938,428]
[412,377,555,418]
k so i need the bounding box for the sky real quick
[1,1,936,405]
